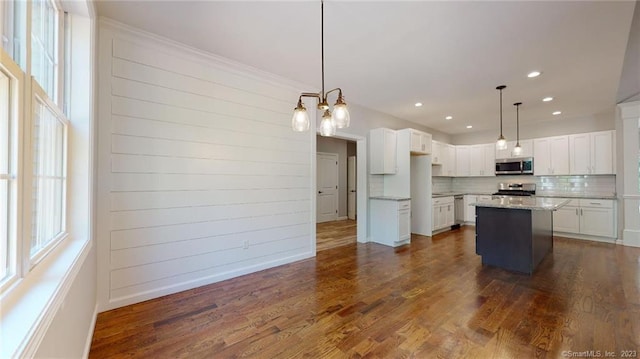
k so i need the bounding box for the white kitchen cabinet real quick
[495,139,533,159]
[432,141,455,177]
[408,129,432,155]
[552,198,615,238]
[432,196,454,231]
[569,130,614,175]
[455,146,470,177]
[370,199,411,247]
[432,140,443,165]
[533,136,569,175]
[463,195,493,223]
[469,144,496,176]
[445,144,456,177]
[370,128,397,174]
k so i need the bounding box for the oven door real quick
[495,159,522,175]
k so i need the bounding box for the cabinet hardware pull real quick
[575,208,578,215]
[589,202,600,205]
[581,209,583,215]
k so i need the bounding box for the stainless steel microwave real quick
[495,157,533,175]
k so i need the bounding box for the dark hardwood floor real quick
[90,227,640,358]
[316,219,357,252]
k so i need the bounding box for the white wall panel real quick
[110,188,309,211]
[97,24,315,310]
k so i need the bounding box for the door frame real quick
[314,130,367,244]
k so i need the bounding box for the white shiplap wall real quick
[97,21,315,310]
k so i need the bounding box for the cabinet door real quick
[516,139,534,158]
[421,132,432,154]
[464,195,477,222]
[456,146,470,177]
[398,208,411,241]
[580,207,614,237]
[569,133,591,175]
[445,203,455,226]
[383,129,397,174]
[495,141,511,160]
[550,136,569,175]
[591,131,613,174]
[533,138,551,175]
[553,206,580,234]
[410,130,422,153]
[446,145,456,176]
[469,145,484,176]
[483,144,495,176]
[432,141,442,165]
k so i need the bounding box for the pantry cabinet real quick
[370,128,397,174]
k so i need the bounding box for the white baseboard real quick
[553,232,616,244]
[82,304,99,358]
[337,216,349,221]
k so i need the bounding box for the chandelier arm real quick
[300,92,321,99]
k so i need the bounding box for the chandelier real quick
[291,0,350,137]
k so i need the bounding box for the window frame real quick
[29,0,64,105]
[25,77,68,269]
[0,49,24,293]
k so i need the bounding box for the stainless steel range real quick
[492,183,536,198]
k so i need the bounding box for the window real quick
[2,0,27,71]
[0,50,22,288]
[30,0,59,102]
[29,82,67,262]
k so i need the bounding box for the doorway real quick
[316,136,358,251]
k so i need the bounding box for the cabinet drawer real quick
[579,199,613,208]
[398,201,411,210]
[432,196,454,205]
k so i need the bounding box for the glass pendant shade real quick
[513,143,523,155]
[319,110,336,137]
[292,100,310,132]
[332,103,350,129]
[496,136,507,150]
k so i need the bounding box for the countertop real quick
[471,197,571,211]
[369,196,411,201]
[432,192,616,200]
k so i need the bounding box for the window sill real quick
[0,235,92,358]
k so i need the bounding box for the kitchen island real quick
[471,197,570,274]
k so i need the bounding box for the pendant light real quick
[512,102,523,156]
[291,0,350,136]
[495,85,507,150]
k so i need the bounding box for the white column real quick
[618,101,640,247]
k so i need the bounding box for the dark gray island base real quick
[472,197,570,275]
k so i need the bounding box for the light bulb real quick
[291,101,310,132]
[513,144,523,156]
[332,103,350,128]
[496,136,507,150]
[319,110,336,137]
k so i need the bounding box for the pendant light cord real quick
[321,0,325,99]
[516,104,519,143]
[499,88,503,135]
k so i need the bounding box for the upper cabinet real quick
[533,136,570,175]
[432,140,444,165]
[569,130,615,175]
[370,128,397,174]
[495,140,533,159]
[469,144,496,177]
[455,146,470,177]
[407,129,432,155]
[432,141,455,177]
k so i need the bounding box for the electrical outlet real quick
[243,240,249,249]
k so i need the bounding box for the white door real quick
[317,152,338,223]
[347,156,357,220]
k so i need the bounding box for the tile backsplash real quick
[433,177,453,193]
[451,175,616,197]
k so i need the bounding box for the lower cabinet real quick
[463,195,492,223]
[552,198,616,239]
[432,196,454,231]
[370,198,411,247]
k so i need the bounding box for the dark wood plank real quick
[90,226,640,358]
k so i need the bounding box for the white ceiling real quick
[95,1,637,135]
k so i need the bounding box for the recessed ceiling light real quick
[542,97,553,102]
[466,125,473,129]
[527,71,541,78]
[415,102,423,107]
[552,111,562,115]
[445,115,453,120]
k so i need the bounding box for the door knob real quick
[318,191,323,194]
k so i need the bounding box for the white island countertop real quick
[471,197,570,211]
